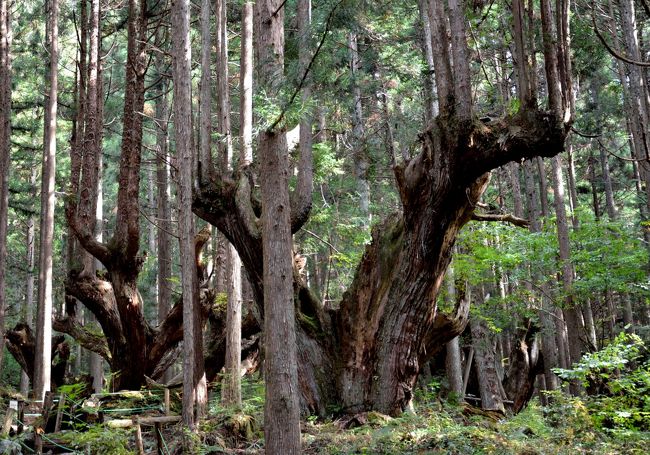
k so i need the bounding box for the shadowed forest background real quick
[0,0,650,453]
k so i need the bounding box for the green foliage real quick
[312,142,344,184]
[57,382,90,403]
[59,425,132,455]
[0,349,22,388]
[301,395,649,454]
[554,332,650,432]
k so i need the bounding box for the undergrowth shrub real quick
[553,332,650,432]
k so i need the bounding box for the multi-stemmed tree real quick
[194,0,573,416]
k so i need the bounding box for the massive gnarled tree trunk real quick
[194,0,570,416]
[54,0,213,392]
[196,110,567,416]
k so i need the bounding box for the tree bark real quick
[194,0,570,417]
[348,32,370,225]
[6,324,69,389]
[444,266,463,398]
[447,0,472,119]
[416,0,438,122]
[470,300,505,413]
[196,108,567,416]
[551,155,585,392]
[35,0,59,400]
[600,144,617,220]
[21,178,36,395]
[255,0,302,451]
[171,0,204,429]
[155,74,171,325]
[199,0,212,179]
[76,0,101,277]
[216,0,232,173]
[0,0,10,375]
[239,1,254,168]
[426,0,452,111]
[618,0,650,191]
[217,0,243,409]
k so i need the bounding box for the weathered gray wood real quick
[54,393,66,432]
[1,406,15,436]
[106,415,181,428]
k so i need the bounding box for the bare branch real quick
[591,2,650,67]
[471,212,530,228]
[53,315,112,362]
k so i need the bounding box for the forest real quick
[0,0,649,453]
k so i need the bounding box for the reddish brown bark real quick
[195,109,567,415]
[58,0,210,393]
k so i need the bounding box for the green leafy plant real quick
[60,425,132,455]
[553,332,650,431]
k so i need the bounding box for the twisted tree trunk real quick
[195,110,567,415]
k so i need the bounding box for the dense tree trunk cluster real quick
[2,0,607,435]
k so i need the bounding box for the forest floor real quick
[2,379,649,454]
[196,380,649,454]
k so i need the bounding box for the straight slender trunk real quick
[566,147,580,228]
[89,3,104,392]
[536,157,550,217]
[618,0,650,212]
[0,0,10,374]
[416,0,437,122]
[216,0,232,172]
[447,0,471,119]
[512,0,531,105]
[348,32,370,225]
[600,144,617,220]
[426,0,453,111]
[35,0,59,400]
[551,155,585,391]
[199,0,212,177]
[216,0,243,408]
[470,292,505,413]
[444,266,463,397]
[583,298,598,350]
[156,75,171,325]
[66,0,86,274]
[239,1,254,167]
[523,160,559,391]
[75,0,101,277]
[256,0,301,451]
[20,178,36,395]
[171,0,204,429]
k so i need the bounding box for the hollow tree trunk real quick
[502,322,542,413]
